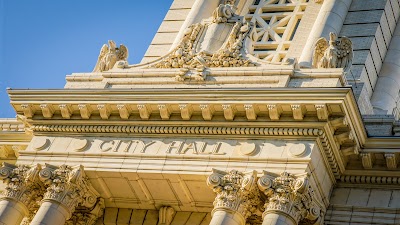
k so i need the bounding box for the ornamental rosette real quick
[0,163,44,210]
[257,171,322,224]
[39,164,99,218]
[207,169,261,221]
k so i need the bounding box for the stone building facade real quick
[1,0,400,224]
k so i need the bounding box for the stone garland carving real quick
[0,163,44,210]
[38,164,100,219]
[152,2,256,81]
[312,32,353,72]
[207,169,262,222]
[93,40,129,72]
[257,172,322,225]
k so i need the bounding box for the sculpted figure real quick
[313,32,353,71]
[93,40,129,72]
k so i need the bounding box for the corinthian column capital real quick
[38,164,99,218]
[258,171,323,224]
[207,169,261,221]
[0,163,44,210]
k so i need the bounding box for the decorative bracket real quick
[137,104,152,120]
[267,104,282,120]
[200,104,214,120]
[244,104,259,120]
[78,104,92,119]
[117,104,132,119]
[59,104,72,119]
[179,104,193,120]
[97,104,111,119]
[222,104,237,121]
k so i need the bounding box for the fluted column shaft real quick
[0,199,28,225]
[262,213,296,225]
[30,201,69,225]
[299,0,352,67]
[209,210,244,225]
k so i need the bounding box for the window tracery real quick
[246,0,310,62]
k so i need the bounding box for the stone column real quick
[258,172,323,225]
[170,0,221,50]
[298,0,352,68]
[0,163,43,225]
[30,164,100,225]
[207,169,261,225]
[371,21,400,116]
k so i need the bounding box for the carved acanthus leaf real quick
[0,163,44,210]
[207,169,261,221]
[39,164,99,218]
[257,172,322,224]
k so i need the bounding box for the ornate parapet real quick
[207,169,261,222]
[0,163,43,211]
[258,171,323,225]
[38,164,100,218]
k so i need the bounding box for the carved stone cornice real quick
[257,171,322,224]
[207,169,261,221]
[0,163,44,210]
[38,164,99,218]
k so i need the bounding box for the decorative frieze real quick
[0,163,44,210]
[257,172,322,224]
[207,169,261,221]
[38,164,99,217]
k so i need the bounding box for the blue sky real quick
[0,0,173,118]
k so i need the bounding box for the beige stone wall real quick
[325,187,400,224]
[141,0,196,63]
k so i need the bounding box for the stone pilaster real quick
[0,163,43,225]
[207,169,261,225]
[30,164,101,225]
[258,172,323,225]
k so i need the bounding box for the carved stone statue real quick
[312,32,353,71]
[93,40,128,72]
